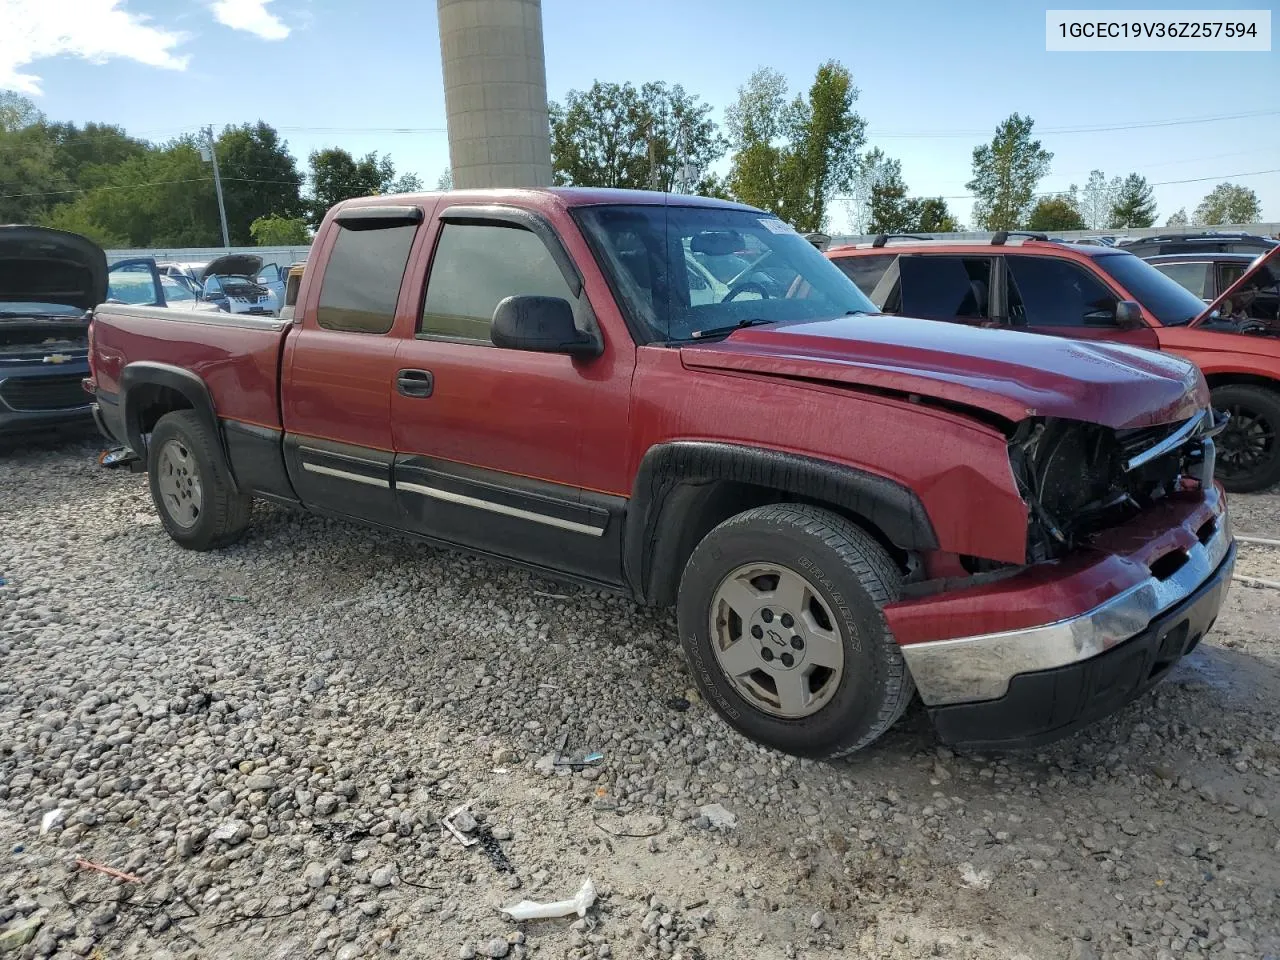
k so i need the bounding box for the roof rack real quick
[871,233,934,248]
[991,231,1048,246]
[1136,231,1259,242]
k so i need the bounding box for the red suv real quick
[830,236,1280,491]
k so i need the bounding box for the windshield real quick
[574,205,876,341]
[1096,252,1211,326]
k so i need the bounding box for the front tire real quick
[1212,384,1280,493]
[677,503,913,759]
[147,411,251,550]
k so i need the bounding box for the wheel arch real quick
[1204,370,1280,392]
[625,442,938,606]
[120,362,236,490]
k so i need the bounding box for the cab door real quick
[280,206,424,527]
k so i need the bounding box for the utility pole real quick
[201,125,230,249]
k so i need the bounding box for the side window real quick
[1006,256,1119,327]
[316,223,417,334]
[898,256,992,319]
[832,255,895,296]
[1152,261,1212,299]
[1218,262,1247,291]
[204,276,224,296]
[420,222,574,342]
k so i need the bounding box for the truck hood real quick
[0,225,107,312]
[202,253,263,279]
[1191,245,1280,327]
[680,314,1207,429]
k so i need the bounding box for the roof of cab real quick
[333,187,765,215]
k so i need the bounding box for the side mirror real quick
[1114,300,1144,329]
[490,296,601,357]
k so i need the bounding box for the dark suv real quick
[1119,232,1278,259]
[1144,252,1275,309]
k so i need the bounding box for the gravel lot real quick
[1,437,1277,960]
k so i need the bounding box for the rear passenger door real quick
[389,207,632,587]
[280,207,423,526]
[1003,255,1159,349]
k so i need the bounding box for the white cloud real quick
[209,0,289,41]
[0,0,190,95]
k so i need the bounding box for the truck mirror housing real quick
[491,295,601,357]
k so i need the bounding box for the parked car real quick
[108,259,223,314]
[1143,252,1272,307]
[829,236,1280,491]
[88,188,1233,757]
[0,226,106,435]
[1118,231,1278,259]
[198,255,280,316]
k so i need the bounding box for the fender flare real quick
[119,362,235,487]
[624,441,939,604]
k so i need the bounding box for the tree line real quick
[1,69,1268,247]
[0,91,420,248]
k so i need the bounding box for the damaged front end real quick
[1010,409,1224,563]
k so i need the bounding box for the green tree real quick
[1108,173,1156,228]
[725,62,865,232]
[1027,195,1087,231]
[0,123,61,223]
[250,214,310,246]
[307,148,395,224]
[550,80,725,192]
[436,168,453,190]
[215,122,305,243]
[387,172,423,194]
[966,113,1052,230]
[1166,207,1188,227]
[0,90,43,132]
[864,149,918,234]
[1077,169,1121,229]
[1193,182,1261,225]
[44,121,148,189]
[915,197,961,233]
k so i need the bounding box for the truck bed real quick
[91,304,292,429]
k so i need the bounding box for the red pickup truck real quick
[87,188,1235,758]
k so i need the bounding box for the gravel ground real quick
[1,438,1278,960]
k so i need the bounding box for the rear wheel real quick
[1212,384,1280,493]
[148,411,251,550]
[676,503,913,759]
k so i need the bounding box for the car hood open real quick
[681,314,1207,429]
[202,253,263,279]
[0,225,107,312]
[1191,245,1280,327]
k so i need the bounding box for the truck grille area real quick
[0,374,90,411]
[1010,412,1213,562]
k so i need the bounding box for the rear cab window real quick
[316,223,417,334]
[1150,261,1212,299]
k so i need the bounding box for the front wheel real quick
[1212,384,1280,493]
[676,504,914,759]
[147,410,252,550]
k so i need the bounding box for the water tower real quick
[437,0,554,189]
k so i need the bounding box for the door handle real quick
[396,369,434,398]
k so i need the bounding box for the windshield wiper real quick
[688,317,777,340]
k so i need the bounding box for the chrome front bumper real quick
[902,502,1234,708]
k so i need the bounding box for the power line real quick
[869,108,1280,139]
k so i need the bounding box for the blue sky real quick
[6,0,1278,232]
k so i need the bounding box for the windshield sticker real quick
[758,218,795,235]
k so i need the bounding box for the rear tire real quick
[676,503,913,759]
[1212,384,1280,493]
[148,410,251,550]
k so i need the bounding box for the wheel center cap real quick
[748,607,805,670]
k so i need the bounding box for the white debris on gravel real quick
[1,438,1278,960]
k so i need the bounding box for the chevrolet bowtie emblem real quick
[43,354,71,364]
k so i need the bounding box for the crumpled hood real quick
[681,314,1207,429]
[0,225,107,312]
